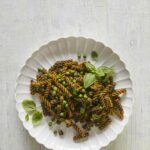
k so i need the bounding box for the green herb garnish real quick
[22,100,36,114]
[32,111,43,126]
[85,62,96,73]
[97,66,114,77]
[22,99,43,126]
[84,62,114,88]
[84,73,96,88]
[25,114,29,122]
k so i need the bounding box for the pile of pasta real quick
[30,59,126,141]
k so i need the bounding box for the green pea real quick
[78,56,81,59]
[107,80,110,84]
[83,54,87,59]
[63,100,67,104]
[51,117,55,121]
[52,90,56,96]
[77,53,81,59]
[70,70,75,74]
[74,72,78,77]
[53,86,58,91]
[62,81,66,86]
[80,108,85,114]
[66,71,70,75]
[58,79,61,82]
[91,51,98,60]
[65,103,68,108]
[53,130,57,135]
[60,112,65,117]
[73,79,76,83]
[56,74,61,79]
[83,94,88,99]
[48,121,52,127]
[78,94,83,98]
[44,75,49,80]
[72,88,77,95]
[99,106,103,110]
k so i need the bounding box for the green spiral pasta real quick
[112,88,126,97]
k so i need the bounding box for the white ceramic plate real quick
[15,37,134,150]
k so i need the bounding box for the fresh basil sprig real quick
[22,99,43,126]
[84,62,114,88]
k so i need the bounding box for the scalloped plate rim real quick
[15,36,134,150]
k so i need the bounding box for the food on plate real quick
[28,59,126,141]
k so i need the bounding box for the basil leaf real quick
[32,111,43,126]
[96,67,105,77]
[85,62,96,73]
[22,100,36,114]
[84,73,96,88]
[25,114,29,122]
[100,66,114,76]
[97,66,114,77]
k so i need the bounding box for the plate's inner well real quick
[15,37,133,150]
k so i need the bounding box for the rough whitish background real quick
[0,0,149,150]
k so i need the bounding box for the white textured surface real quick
[15,37,133,150]
[0,0,150,150]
